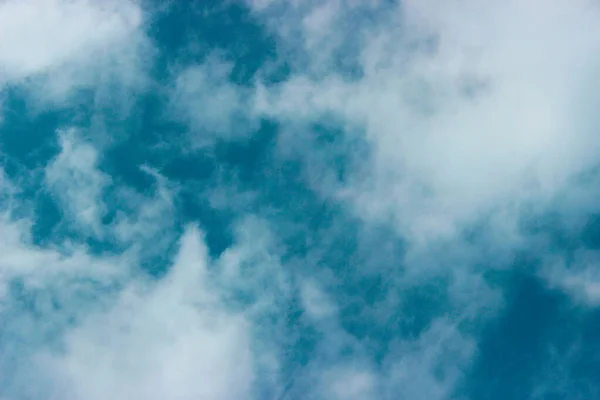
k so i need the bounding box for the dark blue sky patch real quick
[459,273,578,400]
[147,0,279,86]
[0,89,64,173]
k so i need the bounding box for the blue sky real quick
[1,0,600,399]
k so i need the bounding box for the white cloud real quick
[0,0,150,108]
[253,0,600,244]
[543,249,600,306]
[0,0,140,80]
[169,55,258,147]
[45,129,110,236]
[2,135,255,399]
[44,129,177,252]
[289,312,475,400]
[111,166,178,252]
[39,226,255,400]
[1,162,260,397]
[322,367,377,400]
[1,160,277,399]
[216,215,290,304]
[242,0,600,394]
[4,0,600,398]
[299,278,337,321]
[250,0,600,310]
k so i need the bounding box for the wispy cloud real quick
[45,129,110,236]
[169,55,259,147]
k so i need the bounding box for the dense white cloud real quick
[253,0,600,244]
[0,0,150,108]
[0,0,140,80]
[40,227,255,400]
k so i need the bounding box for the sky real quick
[1,0,600,399]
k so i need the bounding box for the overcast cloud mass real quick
[2,0,600,399]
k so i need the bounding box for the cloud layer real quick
[2,1,600,399]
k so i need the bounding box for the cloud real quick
[169,54,259,147]
[1,157,258,399]
[0,0,151,109]
[110,166,178,253]
[45,129,110,236]
[2,152,277,400]
[39,226,255,400]
[543,249,600,306]
[380,319,476,400]
[0,201,131,399]
[251,0,600,287]
[43,129,177,250]
[320,366,377,400]
[252,0,600,240]
[2,1,600,399]
[243,0,600,395]
[299,278,338,321]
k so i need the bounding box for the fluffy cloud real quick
[1,138,280,399]
[0,164,260,399]
[253,0,600,244]
[0,0,150,108]
[247,1,600,323]
[40,227,254,400]
[245,0,600,395]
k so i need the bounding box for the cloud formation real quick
[252,0,600,243]
[0,0,150,110]
[2,1,600,399]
